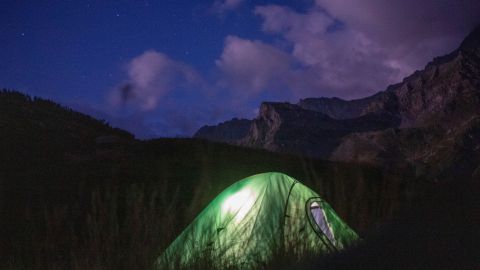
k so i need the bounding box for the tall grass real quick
[3,181,181,270]
[2,164,408,270]
[1,156,416,270]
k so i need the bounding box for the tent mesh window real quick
[308,200,336,245]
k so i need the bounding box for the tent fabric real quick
[156,172,358,269]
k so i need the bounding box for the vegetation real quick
[298,179,480,270]
[0,90,426,269]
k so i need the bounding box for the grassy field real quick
[1,90,424,269]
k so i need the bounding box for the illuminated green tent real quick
[156,172,358,269]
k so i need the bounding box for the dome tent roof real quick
[156,172,358,269]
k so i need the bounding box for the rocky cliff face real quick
[297,93,385,119]
[332,26,480,180]
[240,102,399,158]
[194,26,480,181]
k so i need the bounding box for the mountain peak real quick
[460,25,480,51]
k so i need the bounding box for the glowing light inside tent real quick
[222,187,256,224]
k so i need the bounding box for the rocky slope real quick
[194,25,480,181]
[297,93,383,119]
[239,102,399,158]
[332,25,480,180]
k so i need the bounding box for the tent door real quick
[306,199,336,250]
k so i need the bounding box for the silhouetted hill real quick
[0,90,133,165]
[195,117,251,143]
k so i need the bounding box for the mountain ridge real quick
[194,25,480,181]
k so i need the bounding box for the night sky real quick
[1,0,480,138]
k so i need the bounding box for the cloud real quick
[254,5,402,98]
[109,1,480,137]
[109,49,250,137]
[212,0,244,14]
[215,35,292,98]
[315,0,480,44]
[255,5,332,41]
[254,1,480,99]
[315,0,480,68]
[111,50,202,111]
